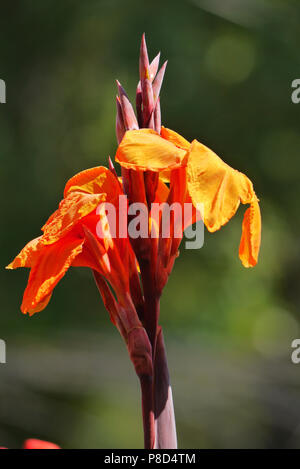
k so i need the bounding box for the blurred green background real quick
[1,0,300,448]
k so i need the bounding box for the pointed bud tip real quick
[140,33,147,53]
[149,52,161,81]
[140,33,150,80]
[108,156,114,168]
[108,156,118,176]
[116,80,128,98]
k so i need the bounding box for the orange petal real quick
[115,129,187,172]
[6,237,42,269]
[154,179,170,204]
[239,198,261,267]
[159,170,171,183]
[42,192,106,244]
[160,126,190,150]
[82,225,129,298]
[64,166,121,198]
[149,178,170,240]
[71,245,102,271]
[186,139,261,266]
[21,235,84,315]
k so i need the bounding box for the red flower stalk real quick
[7,34,261,449]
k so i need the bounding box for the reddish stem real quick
[140,375,155,449]
[139,259,160,449]
[140,258,160,352]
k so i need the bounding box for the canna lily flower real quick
[115,126,261,268]
[7,164,154,395]
[6,33,262,450]
[6,166,139,316]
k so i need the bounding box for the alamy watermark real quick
[95,196,204,250]
[291,339,300,364]
[0,339,6,363]
[291,79,300,104]
[0,79,6,103]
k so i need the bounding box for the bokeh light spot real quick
[252,309,299,358]
[205,34,256,85]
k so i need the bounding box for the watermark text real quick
[95,196,204,250]
[291,339,300,364]
[0,339,6,363]
[0,79,6,103]
[291,79,300,104]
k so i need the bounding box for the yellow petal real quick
[187,139,261,266]
[115,129,187,172]
[156,128,190,183]
[160,126,190,150]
